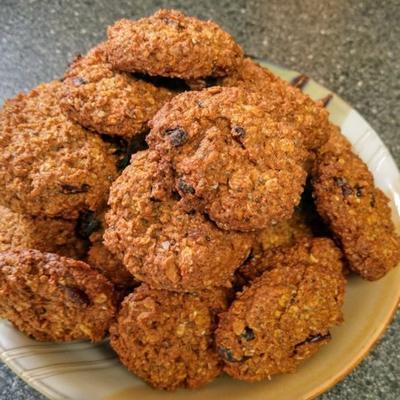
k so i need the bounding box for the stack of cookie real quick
[0,9,399,391]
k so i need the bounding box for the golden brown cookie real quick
[0,206,86,259]
[220,58,330,151]
[110,284,229,390]
[104,150,252,291]
[87,242,134,288]
[216,238,345,382]
[106,9,243,79]
[319,123,352,154]
[0,249,116,342]
[253,211,312,257]
[0,81,118,219]
[248,236,345,278]
[237,211,313,283]
[148,86,308,231]
[60,43,174,138]
[85,209,136,289]
[312,148,400,280]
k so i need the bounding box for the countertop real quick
[0,0,399,399]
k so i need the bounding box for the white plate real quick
[1,61,400,400]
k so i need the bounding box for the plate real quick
[1,60,400,400]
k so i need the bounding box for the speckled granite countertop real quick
[0,0,399,399]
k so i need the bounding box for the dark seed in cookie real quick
[241,326,255,341]
[178,179,195,194]
[232,126,246,138]
[294,332,332,350]
[165,127,188,146]
[219,347,252,363]
[307,332,331,343]
[290,74,309,90]
[355,185,364,198]
[61,183,90,194]
[63,285,91,305]
[334,177,353,197]
[71,76,87,86]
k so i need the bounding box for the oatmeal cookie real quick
[61,43,173,138]
[104,150,252,291]
[0,206,86,259]
[220,58,330,151]
[240,237,345,283]
[106,9,243,79]
[319,123,352,154]
[252,211,312,257]
[0,81,118,219]
[110,284,228,390]
[216,238,345,381]
[87,242,133,286]
[0,249,116,342]
[85,209,136,289]
[312,149,400,280]
[237,211,313,283]
[148,86,308,231]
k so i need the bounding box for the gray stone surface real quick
[0,0,399,399]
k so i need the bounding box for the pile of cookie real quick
[0,9,399,391]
